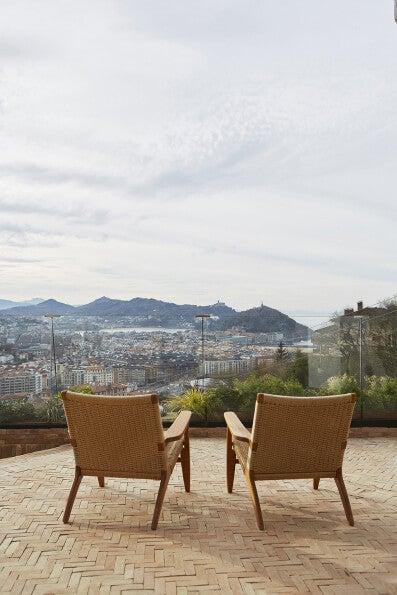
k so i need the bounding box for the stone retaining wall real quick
[348,426,397,438]
[0,428,70,459]
[0,426,396,459]
[190,427,397,438]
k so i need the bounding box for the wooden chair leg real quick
[63,466,82,523]
[245,470,264,531]
[313,478,320,490]
[226,428,236,493]
[335,469,354,526]
[180,430,190,493]
[151,471,171,530]
[97,476,105,488]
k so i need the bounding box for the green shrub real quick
[212,383,241,412]
[0,397,38,424]
[70,385,94,394]
[365,376,397,411]
[321,374,361,397]
[234,373,306,414]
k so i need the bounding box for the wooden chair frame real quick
[61,391,191,529]
[225,392,356,531]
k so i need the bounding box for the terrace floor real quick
[0,436,396,594]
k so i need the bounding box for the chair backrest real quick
[61,391,166,479]
[248,393,356,476]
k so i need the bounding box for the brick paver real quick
[0,437,396,594]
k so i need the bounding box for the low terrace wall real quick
[1,426,396,460]
[0,428,70,459]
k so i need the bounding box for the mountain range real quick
[0,296,310,337]
[0,298,44,311]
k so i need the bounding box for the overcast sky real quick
[0,1,396,317]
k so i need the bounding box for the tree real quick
[312,302,397,386]
[272,341,293,379]
[366,302,397,377]
[70,385,94,394]
[289,349,309,387]
[275,341,290,363]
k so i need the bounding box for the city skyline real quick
[1,1,396,312]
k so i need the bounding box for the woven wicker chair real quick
[61,391,191,529]
[224,392,356,530]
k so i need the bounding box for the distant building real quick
[62,369,85,387]
[0,355,14,364]
[83,366,114,384]
[203,359,250,376]
[0,371,42,397]
[89,383,130,396]
[310,300,392,386]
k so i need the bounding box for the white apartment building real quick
[0,371,42,397]
[61,367,114,387]
[0,354,14,364]
[203,358,251,376]
[83,366,114,385]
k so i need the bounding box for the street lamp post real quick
[195,314,211,390]
[359,317,363,391]
[354,315,367,421]
[354,315,368,420]
[44,314,61,396]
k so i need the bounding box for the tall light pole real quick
[355,315,367,420]
[45,314,61,396]
[358,317,363,391]
[195,314,210,390]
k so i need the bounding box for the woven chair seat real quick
[225,393,356,531]
[233,440,249,471]
[61,391,191,529]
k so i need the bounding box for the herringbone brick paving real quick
[0,437,396,594]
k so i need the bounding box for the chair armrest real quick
[164,410,192,444]
[224,411,251,443]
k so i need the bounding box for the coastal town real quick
[0,313,297,404]
[2,295,395,415]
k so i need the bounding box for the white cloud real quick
[0,0,396,311]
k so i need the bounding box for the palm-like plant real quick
[42,393,65,423]
[166,387,221,425]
